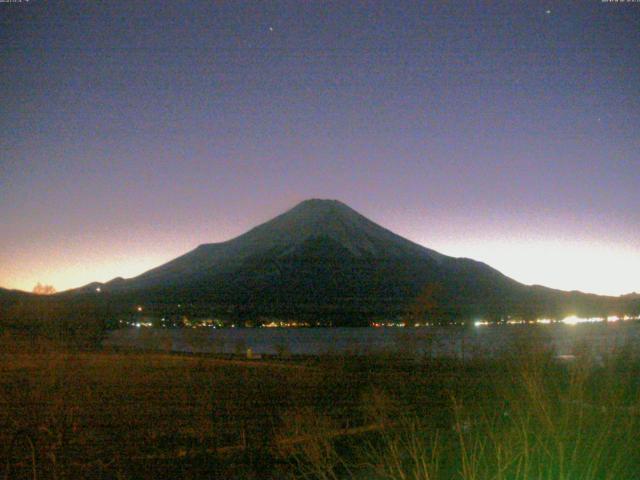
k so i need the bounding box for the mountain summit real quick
[201,198,444,260]
[67,199,625,324]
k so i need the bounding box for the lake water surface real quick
[105,322,640,358]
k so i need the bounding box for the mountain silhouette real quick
[58,199,633,325]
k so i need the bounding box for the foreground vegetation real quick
[0,331,638,479]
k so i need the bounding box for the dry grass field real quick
[0,332,639,479]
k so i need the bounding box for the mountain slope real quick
[126,199,446,289]
[64,199,631,324]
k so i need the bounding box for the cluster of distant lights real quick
[131,321,153,328]
[371,322,410,328]
[119,318,232,329]
[125,304,637,329]
[474,315,638,327]
[262,321,310,328]
[370,316,639,329]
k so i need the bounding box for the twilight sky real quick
[1,1,639,296]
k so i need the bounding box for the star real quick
[269,26,274,32]
[545,9,551,15]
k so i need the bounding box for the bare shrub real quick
[278,407,350,480]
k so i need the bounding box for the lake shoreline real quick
[105,320,640,358]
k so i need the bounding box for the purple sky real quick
[1,1,639,295]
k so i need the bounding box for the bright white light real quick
[95,287,101,292]
[562,315,581,325]
[562,315,602,326]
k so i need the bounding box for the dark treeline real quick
[1,284,639,340]
[0,295,110,349]
[99,281,640,326]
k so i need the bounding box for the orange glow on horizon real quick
[1,222,638,296]
[429,239,639,297]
